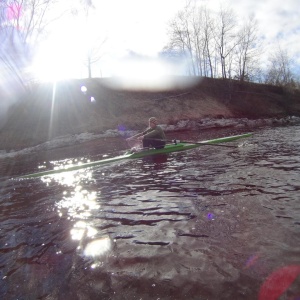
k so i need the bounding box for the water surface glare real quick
[1,126,300,299]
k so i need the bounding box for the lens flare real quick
[207,213,215,220]
[259,265,300,300]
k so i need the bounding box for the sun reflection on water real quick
[41,167,113,265]
[84,237,112,258]
[56,186,99,219]
[71,220,98,241]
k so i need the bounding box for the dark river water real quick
[1,126,300,300]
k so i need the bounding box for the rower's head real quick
[149,117,158,128]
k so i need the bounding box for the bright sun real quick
[32,42,78,81]
[31,19,88,82]
[29,0,187,84]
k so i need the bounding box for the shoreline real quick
[1,115,300,160]
[1,77,300,153]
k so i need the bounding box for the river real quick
[0,125,300,300]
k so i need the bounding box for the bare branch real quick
[234,16,262,82]
[265,45,295,88]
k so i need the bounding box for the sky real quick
[1,0,299,127]
[30,0,300,81]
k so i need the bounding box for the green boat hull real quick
[22,133,252,178]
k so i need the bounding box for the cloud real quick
[221,0,300,57]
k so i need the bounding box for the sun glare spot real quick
[81,86,87,93]
[84,236,112,258]
[71,227,86,240]
[108,57,199,91]
[32,44,80,81]
[31,20,87,82]
[71,221,98,241]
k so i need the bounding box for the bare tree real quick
[202,7,215,78]
[234,16,261,82]
[166,2,219,78]
[4,0,64,44]
[265,45,294,87]
[83,36,107,78]
[191,6,203,76]
[166,1,199,76]
[71,0,107,78]
[190,5,215,77]
[77,0,95,18]
[0,0,64,90]
[212,6,238,79]
[165,2,266,82]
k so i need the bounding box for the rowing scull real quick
[21,132,252,178]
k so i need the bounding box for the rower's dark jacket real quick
[142,125,166,141]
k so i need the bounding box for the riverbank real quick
[1,77,300,151]
[1,115,300,160]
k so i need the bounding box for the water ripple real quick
[1,126,300,299]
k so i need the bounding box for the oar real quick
[128,137,237,148]
[163,139,237,148]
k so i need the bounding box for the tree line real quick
[0,0,299,92]
[163,2,299,89]
[0,0,97,91]
[0,0,62,87]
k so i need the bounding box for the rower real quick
[126,117,166,149]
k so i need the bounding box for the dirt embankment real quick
[1,77,300,150]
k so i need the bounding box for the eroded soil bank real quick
[1,77,300,150]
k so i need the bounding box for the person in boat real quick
[127,117,166,149]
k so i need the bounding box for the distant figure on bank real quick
[126,117,166,149]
